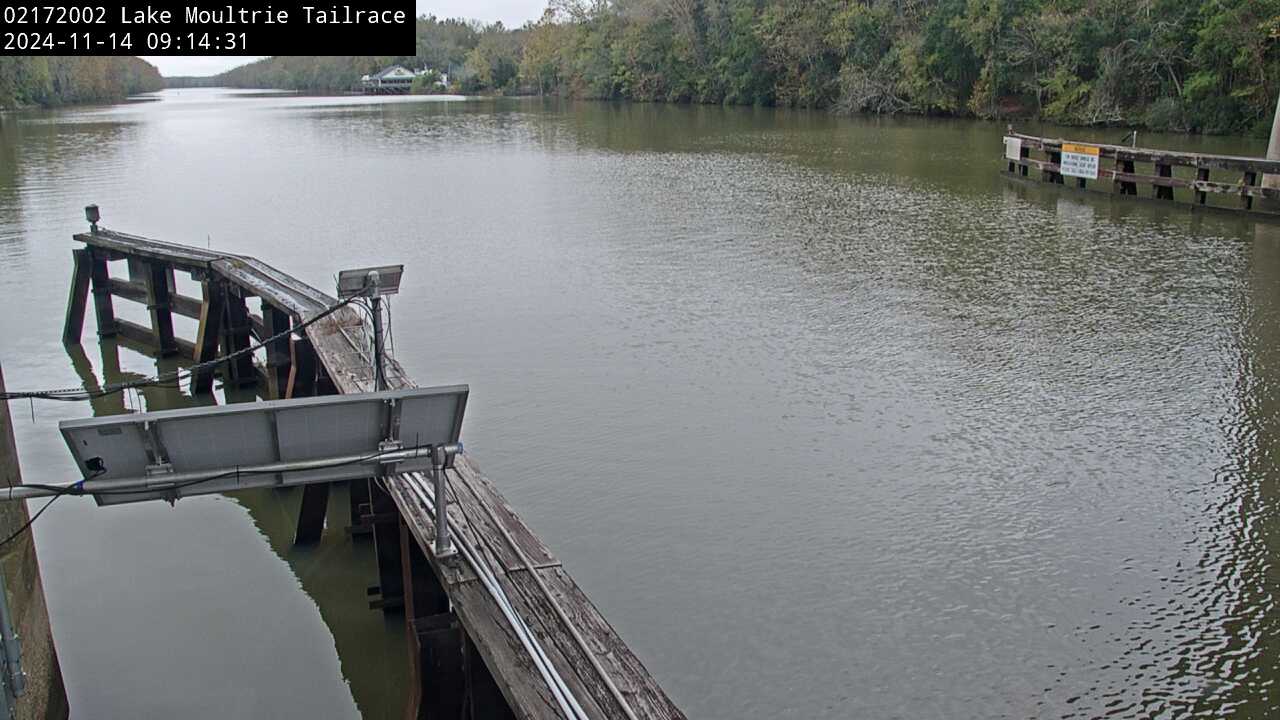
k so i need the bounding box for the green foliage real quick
[165,1,1280,135]
[0,57,162,108]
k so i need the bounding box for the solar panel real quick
[59,385,467,505]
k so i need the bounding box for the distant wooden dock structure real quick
[1002,128,1280,217]
[60,215,685,720]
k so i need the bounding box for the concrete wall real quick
[0,363,69,720]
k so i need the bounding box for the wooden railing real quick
[1003,129,1280,215]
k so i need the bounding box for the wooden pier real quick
[1002,128,1280,217]
[60,221,685,720]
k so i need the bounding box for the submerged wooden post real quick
[190,281,226,394]
[287,334,318,399]
[262,305,292,400]
[1243,171,1258,211]
[402,522,467,719]
[63,248,92,344]
[463,634,516,720]
[220,289,256,388]
[1196,168,1211,205]
[88,251,117,337]
[1155,163,1174,200]
[367,481,404,610]
[144,261,179,357]
[293,482,330,545]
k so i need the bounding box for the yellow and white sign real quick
[1060,143,1100,180]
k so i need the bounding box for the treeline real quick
[0,57,163,109]
[219,0,1280,135]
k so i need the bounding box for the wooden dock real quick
[61,220,685,720]
[1002,128,1280,217]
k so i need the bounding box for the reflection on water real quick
[1,89,1279,718]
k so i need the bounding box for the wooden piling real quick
[144,261,179,357]
[63,248,92,344]
[88,251,117,337]
[190,281,226,394]
[262,305,292,400]
[220,289,256,388]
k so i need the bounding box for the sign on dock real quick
[1059,143,1100,180]
[1004,136,1022,162]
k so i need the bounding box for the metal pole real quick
[432,447,455,558]
[0,446,437,502]
[371,295,385,391]
[0,569,25,705]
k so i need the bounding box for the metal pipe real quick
[450,466,639,720]
[400,471,587,719]
[371,295,385,391]
[0,446,433,502]
[431,448,454,558]
[0,570,25,701]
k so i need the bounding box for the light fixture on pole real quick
[84,204,100,234]
[337,264,404,391]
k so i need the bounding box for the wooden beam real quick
[144,261,179,357]
[368,481,403,610]
[89,250,116,337]
[262,305,292,400]
[107,279,201,319]
[220,290,256,388]
[190,281,226,394]
[1155,163,1174,200]
[293,481,330,545]
[287,334,318,399]
[63,248,92,344]
[1196,167,1211,205]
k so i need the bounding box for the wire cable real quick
[2,296,358,403]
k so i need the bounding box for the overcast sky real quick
[141,0,546,76]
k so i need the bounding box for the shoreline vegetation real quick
[215,1,1280,137]
[0,57,163,109]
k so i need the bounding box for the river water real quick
[1,89,1278,718]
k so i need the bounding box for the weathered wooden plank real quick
[88,250,117,338]
[190,281,226,394]
[114,319,196,359]
[144,261,179,357]
[108,278,202,319]
[63,248,92,344]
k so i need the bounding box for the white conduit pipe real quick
[448,467,640,720]
[401,471,589,720]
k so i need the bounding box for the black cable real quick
[0,496,60,549]
[2,296,357,403]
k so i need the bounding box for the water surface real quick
[1,90,1278,718]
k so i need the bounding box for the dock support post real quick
[220,290,256,388]
[262,305,292,400]
[287,335,318,399]
[144,262,179,357]
[190,281,226,394]
[1196,168,1211,205]
[464,635,517,720]
[1243,171,1258,211]
[293,482,330,545]
[347,477,372,538]
[402,522,467,720]
[63,248,92,344]
[1155,163,1174,200]
[368,481,404,611]
[88,251,116,338]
